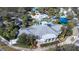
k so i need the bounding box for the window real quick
[48,39,51,41]
[52,38,54,41]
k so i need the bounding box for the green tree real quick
[17,33,27,45]
[38,7,60,17]
[2,21,18,41]
[17,33,37,48]
[0,28,4,36]
[10,28,18,39]
[2,31,11,41]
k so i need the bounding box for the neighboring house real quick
[18,25,62,44]
[31,13,49,21]
[59,8,67,16]
[32,7,39,13]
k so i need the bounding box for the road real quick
[8,44,56,51]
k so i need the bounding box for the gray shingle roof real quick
[19,25,60,39]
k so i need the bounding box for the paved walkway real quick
[72,27,79,36]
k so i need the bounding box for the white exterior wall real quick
[37,38,57,45]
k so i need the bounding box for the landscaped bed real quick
[14,44,33,48]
